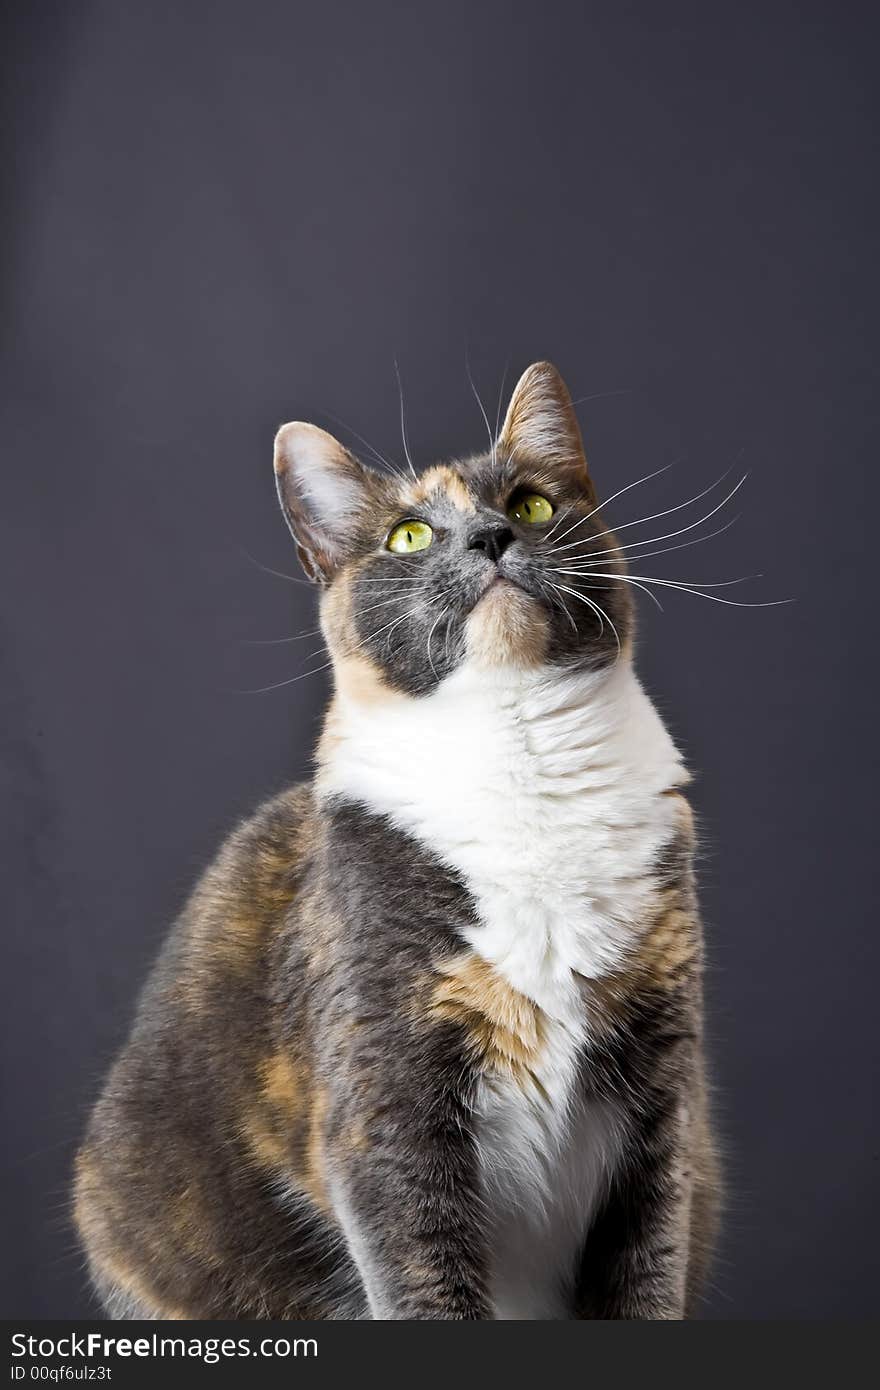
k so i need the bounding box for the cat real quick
[74,361,720,1319]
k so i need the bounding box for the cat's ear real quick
[274,422,377,584]
[499,361,595,504]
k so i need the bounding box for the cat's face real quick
[274,362,633,697]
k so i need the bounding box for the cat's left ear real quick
[498,361,596,506]
[274,422,378,584]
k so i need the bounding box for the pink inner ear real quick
[296,464,363,529]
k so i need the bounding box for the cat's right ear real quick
[273,423,376,585]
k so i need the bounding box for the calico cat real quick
[74,361,720,1320]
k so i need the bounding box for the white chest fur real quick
[318,657,688,1317]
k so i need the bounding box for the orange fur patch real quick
[238,1054,331,1215]
[431,953,545,1090]
[585,897,699,1033]
[261,1051,302,1112]
[240,1050,306,1171]
[320,567,358,654]
[464,582,548,668]
[317,561,403,713]
[329,654,397,706]
[303,1087,330,1211]
[405,465,475,513]
[638,898,698,987]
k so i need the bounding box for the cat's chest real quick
[320,660,685,1022]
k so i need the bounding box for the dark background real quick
[2,0,877,1319]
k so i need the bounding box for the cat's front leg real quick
[321,1029,490,1320]
[575,1076,699,1319]
[584,1145,692,1317]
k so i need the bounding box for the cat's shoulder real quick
[176,782,320,957]
[216,781,318,870]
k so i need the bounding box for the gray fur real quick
[73,364,718,1319]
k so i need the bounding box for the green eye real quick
[508,492,554,525]
[386,519,433,553]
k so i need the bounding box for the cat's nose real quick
[468,525,514,565]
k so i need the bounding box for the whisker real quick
[360,584,456,648]
[568,388,633,407]
[394,358,418,481]
[351,585,426,597]
[319,410,407,482]
[443,604,454,668]
[582,571,791,608]
[358,591,420,612]
[344,590,440,620]
[545,461,677,545]
[494,360,510,458]
[243,626,324,646]
[554,475,748,564]
[235,585,457,695]
[551,582,622,658]
[541,500,580,544]
[354,558,425,579]
[351,587,425,599]
[361,586,458,667]
[563,571,762,590]
[545,580,600,635]
[466,351,497,467]
[550,469,735,557]
[539,576,579,634]
[543,501,577,545]
[248,593,423,644]
[551,570,663,612]
[551,515,741,571]
[426,600,451,681]
[568,573,665,611]
[239,547,312,586]
[231,656,336,694]
[354,575,428,585]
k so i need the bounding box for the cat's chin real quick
[465,580,548,670]
[483,574,520,594]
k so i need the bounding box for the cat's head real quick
[274,362,633,697]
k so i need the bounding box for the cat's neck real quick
[317,654,685,800]
[315,650,686,834]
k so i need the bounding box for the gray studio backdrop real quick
[2,1,877,1319]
